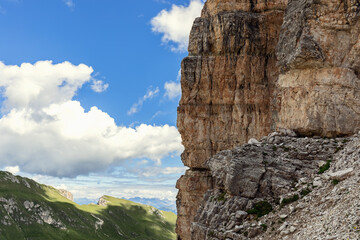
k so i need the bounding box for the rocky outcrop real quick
[97,196,110,206]
[176,0,360,239]
[57,189,74,202]
[190,132,360,239]
[191,131,351,239]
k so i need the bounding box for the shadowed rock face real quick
[176,0,360,239]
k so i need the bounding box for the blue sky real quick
[0,0,204,204]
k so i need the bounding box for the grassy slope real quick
[0,171,176,240]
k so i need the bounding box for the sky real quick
[0,0,204,205]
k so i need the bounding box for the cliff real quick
[176,0,360,239]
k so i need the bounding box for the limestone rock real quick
[328,168,354,181]
[275,0,360,136]
[57,189,74,202]
[176,170,212,240]
[97,196,109,206]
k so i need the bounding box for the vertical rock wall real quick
[176,0,286,239]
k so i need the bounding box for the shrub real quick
[217,191,227,202]
[280,194,299,207]
[300,188,311,197]
[261,224,268,231]
[246,201,273,218]
[332,179,340,185]
[318,160,331,174]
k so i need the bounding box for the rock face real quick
[178,0,285,169]
[276,0,360,136]
[177,0,286,238]
[176,0,360,239]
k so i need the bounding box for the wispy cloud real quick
[91,79,109,93]
[151,0,204,52]
[63,0,75,9]
[164,82,181,99]
[127,87,160,115]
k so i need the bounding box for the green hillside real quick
[0,171,176,240]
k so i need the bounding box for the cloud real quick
[151,0,204,52]
[164,69,181,99]
[140,166,188,177]
[164,81,181,99]
[127,87,159,115]
[4,166,20,175]
[0,61,183,177]
[27,172,180,202]
[55,183,68,190]
[91,79,109,93]
[63,0,75,9]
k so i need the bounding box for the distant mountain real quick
[127,197,176,214]
[0,171,176,240]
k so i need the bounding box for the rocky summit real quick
[176,0,360,239]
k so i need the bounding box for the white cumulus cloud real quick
[164,81,181,99]
[151,0,204,52]
[0,61,183,177]
[127,87,160,115]
[164,69,181,99]
[4,166,20,175]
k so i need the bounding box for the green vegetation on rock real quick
[246,201,273,218]
[280,194,299,207]
[318,160,331,174]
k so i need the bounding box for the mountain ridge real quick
[0,171,176,240]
